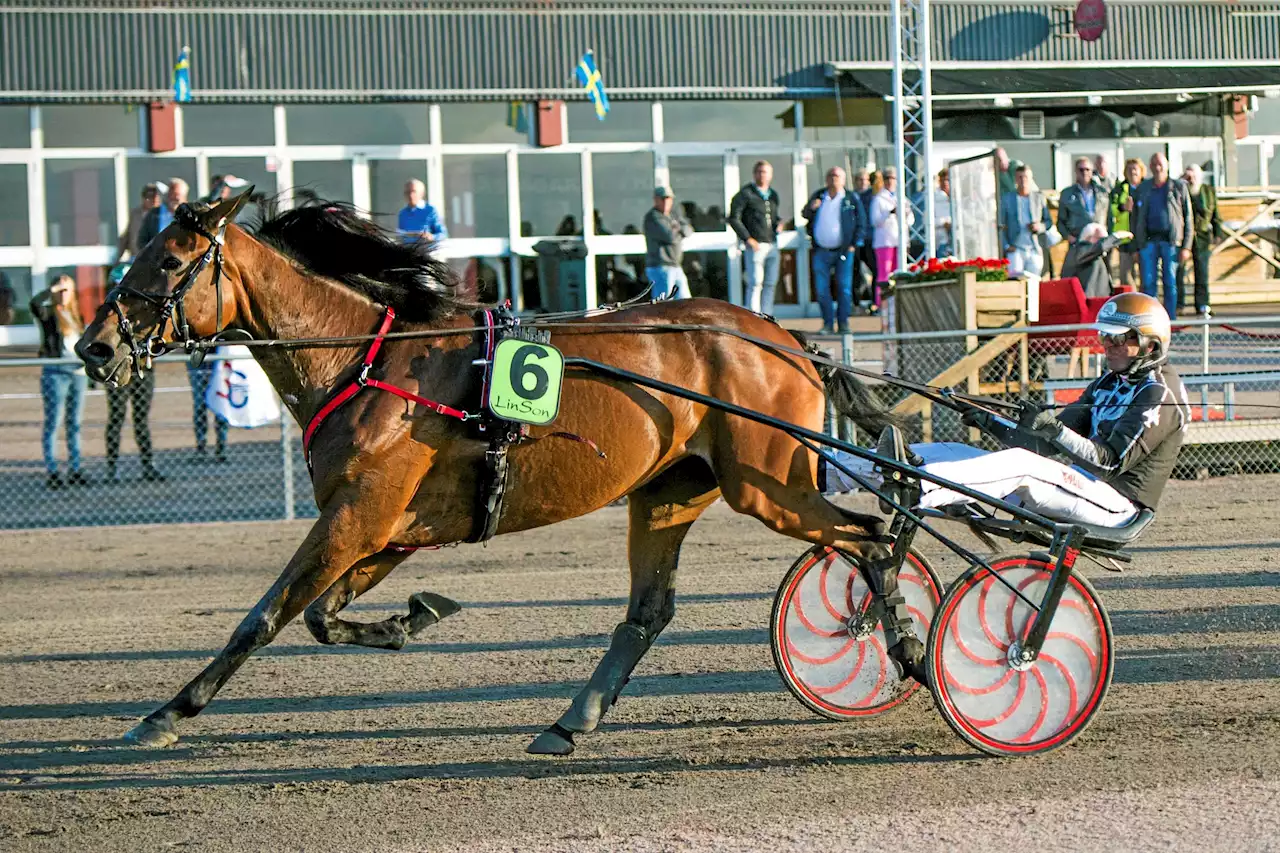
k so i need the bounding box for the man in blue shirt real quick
[1132,153,1193,319]
[397,179,448,245]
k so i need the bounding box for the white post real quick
[28,106,47,294]
[581,150,597,310]
[272,105,292,209]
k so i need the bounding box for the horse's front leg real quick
[124,491,412,747]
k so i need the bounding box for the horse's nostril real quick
[83,341,116,364]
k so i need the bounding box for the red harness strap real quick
[301,306,477,465]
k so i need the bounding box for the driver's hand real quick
[961,409,995,432]
[1031,409,1063,438]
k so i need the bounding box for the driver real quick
[824,292,1190,527]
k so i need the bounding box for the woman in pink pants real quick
[869,167,914,312]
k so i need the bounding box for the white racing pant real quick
[825,443,1138,528]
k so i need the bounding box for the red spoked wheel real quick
[771,545,942,720]
[927,554,1114,757]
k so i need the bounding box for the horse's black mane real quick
[248,194,476,323]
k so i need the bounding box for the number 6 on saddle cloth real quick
[486,338,565,426]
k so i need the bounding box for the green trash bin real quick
[532,239,588,313]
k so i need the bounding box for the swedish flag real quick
[575,50,610,120]
[172,46,192,103]
[506,101,528,134]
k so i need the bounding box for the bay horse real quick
[76,191,913,756]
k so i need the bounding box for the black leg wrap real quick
[863,555,927,685]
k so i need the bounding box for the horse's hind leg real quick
[304,550,461,650]
[528,460,719,756]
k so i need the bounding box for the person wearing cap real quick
[822,292,1189,529]
[643,186,693,299]
[116,182,167,264]
[205,174,249,203]
[137,178,189,250]
[397,179,448,246]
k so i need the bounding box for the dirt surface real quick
[1,475,1279,852]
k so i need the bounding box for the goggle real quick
[1100,330,1137,347]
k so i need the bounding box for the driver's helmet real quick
[107,263,131,286]
[1093,291,1171,375]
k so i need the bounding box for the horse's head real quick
[77,188,253,386]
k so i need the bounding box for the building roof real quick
[3,1,1278,103]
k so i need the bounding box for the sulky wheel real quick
[771,545,942,720]
[926,554,1114,757]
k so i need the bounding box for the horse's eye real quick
[161,256,182,272]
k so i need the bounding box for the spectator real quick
[853,168,877,309]
[138,178,189,249]
[1060,222,1129,298]
[1109,158,1146,288]
[99,266,164,483]
[995,147,1021,197]
[1133,152,1194,319]
[728,160,783,315]
[188,359,229,463]
[869,167,913,312]
[117,182,165,263]
[205,174,248,203]
[933,167,954,258]
[1057,156,1110,244]
[1180,163,1223,318]
[1000,165,1053,278]
[643,186,693,300]
[554,215,579,237]
[30,276,88,489]
[396,179,448,245]
[1094,154,1115,194]
[0,270,15,325]
[802,166,867,334]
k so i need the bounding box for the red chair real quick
[1032,278,1111,377]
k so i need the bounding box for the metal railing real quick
[3,315,1278,531]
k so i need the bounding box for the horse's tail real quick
[789,330,900,439]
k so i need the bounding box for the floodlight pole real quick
[892,0,935,268]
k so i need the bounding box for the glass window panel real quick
[995,142,1052,191]
[184,105,275,147]
[440,103,529,144]
[1175,149,1217,184]
[443,154,507,239]
[1,268,33,324]
[567,102,652,143]
[0,106,29,148]
[207,158,277,231]
[590,152,653,236]
[43,105,140,149]
[797,99,888,146]
[737,154,795,230]
[662,101,796,143]
[668,156,725,233]
[1121,143,1168,178]
[125,157,198,207]
[448,257,506,304]
[369,159,429,233]
[683,251,730,301]
[45,159,115,247]
[1269,148,1280,187]
[287,104,429,146]
[0,165,30,246]
[1237,144,1261,188]
[1252,97,1280,135]
[517,153,582,237]
[292,160,355,204]
[771,249,802,305]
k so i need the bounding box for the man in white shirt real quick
[802,167,868,334]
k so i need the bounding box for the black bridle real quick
[104,203,228,379]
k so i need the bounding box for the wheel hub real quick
[1006,640,1036,672]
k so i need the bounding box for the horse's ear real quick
[204,186,256,230]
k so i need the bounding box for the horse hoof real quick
[124,719,178,748]
[404,592,462,637]
[527,727,576,756]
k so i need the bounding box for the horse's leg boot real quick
[401,592,462,637]
[527,622,651,756]
[863,555,928,686]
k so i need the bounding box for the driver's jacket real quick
[1053,363,1190,509]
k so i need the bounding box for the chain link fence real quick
[816,314,1280,479]
[2,315,1278,531]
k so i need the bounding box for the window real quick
[517,153,582,236]
[440,104,529,144]
[0,106,28,148]
[0,165,29,246]
[442,155,508,239]
[292,161,355,204]
[567,102,652,143]
[795,99,888,145]
[184,105,275,146]
[1237,143,1261,188]
[737,154,795,230]
[287,104,430,146]
[1,268,33,324]
[662,101,796,143]
[43,105,140,149]
[45,159,115,247]
[369,160,428,233]
[668,156,725,233]
[590,153,654,236]
[125,157,198,207]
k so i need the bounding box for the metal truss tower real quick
[891,0,935,268]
